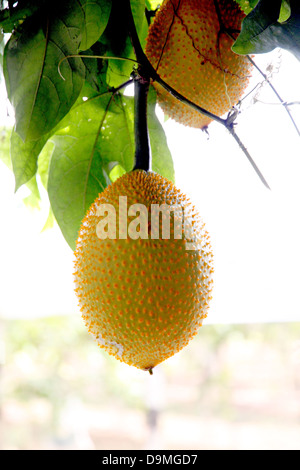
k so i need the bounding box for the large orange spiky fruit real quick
[74,170,213,372]
[145,0,252,129]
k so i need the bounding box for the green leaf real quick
[47,85,174,250]
[22,175,41,210]
[0,32,4,82]
[145,0,161,9]
[0,126,11,169]
[233,0,300,60]
[37,139,55,190]
[232,0,282,55]
[235,0,291,21]
[41,207,56,232]
[47,91,135,250]
[79,0,112,51]
[100,0,145,87]
[148,86,175,183]
[131,0,149,50]
[109,163,127,182]
[279,1,292,22]
[234,0,260,15]
[10,130,49,191]
[4,1,85,142]
[272,14,300,61]
[0,126,41,210]
[81,45,109,93]
[0,0,39,34]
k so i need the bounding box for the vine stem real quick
[125,0,271,189]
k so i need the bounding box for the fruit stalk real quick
[133,73,151,172]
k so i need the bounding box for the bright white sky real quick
[0,48,300,324]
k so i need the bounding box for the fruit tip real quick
[144,366,154,375]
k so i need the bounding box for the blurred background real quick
[1,319,300,450]
[1,48,300,450]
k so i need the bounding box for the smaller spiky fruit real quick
[145,0,252,129]
[74,170,213,372]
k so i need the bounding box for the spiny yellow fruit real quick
[74,170,213,372]
[145,0,252,129]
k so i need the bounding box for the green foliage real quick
[79,0,112,51]
[10,130,49,190]
[0,0,174,250]
[233,0,300,60]
[3,1,85,141]
[0,126,44,210]
[1,0,299,250]
[0,0,39,33]
[147,86,174,182]
[145,0,161,9]
[235,0,290,20]
[0,126,11,169]
[235,0,260,16]
[47,84,174,250]
[48,89,135,250]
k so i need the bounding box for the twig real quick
[227,125,270,189]
[253,99,300,107]
[246,54,300,137]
